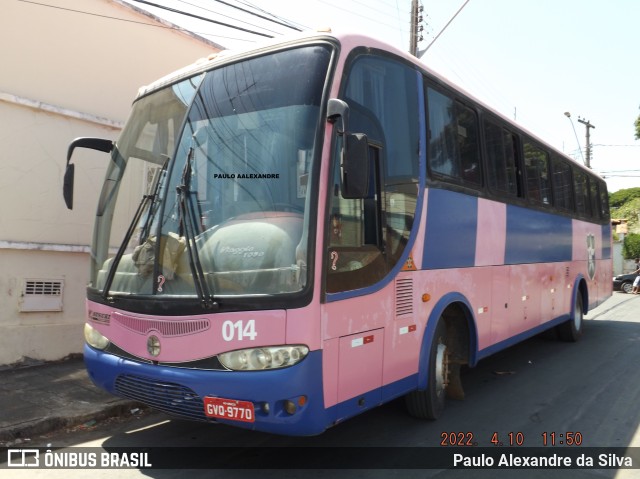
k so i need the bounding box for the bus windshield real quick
[90,44,332,302]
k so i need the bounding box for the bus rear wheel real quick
[405,320,449,419]
[557,294,583,342]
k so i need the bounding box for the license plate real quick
[204,396,255,423]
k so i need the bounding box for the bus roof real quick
[134,29,602,181]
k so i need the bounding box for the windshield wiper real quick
[102,155,170,299]
[176,144,217,309]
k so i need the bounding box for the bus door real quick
[321,52,421,410]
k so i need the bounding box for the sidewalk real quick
[0,355,140,445]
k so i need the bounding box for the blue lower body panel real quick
[84,345,328,436]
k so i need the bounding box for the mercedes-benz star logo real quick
[147,335,161,357]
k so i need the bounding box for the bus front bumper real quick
[84,344,328,436]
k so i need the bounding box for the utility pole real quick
[409,0,423,57]
[577,118,595,169]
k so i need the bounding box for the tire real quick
[405,320,448,419]
[557,294,583,342]
[622,282,633,294]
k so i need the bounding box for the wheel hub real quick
[434,342,450,396]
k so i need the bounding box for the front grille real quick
[113,314,210,337]
[115,374,211,422]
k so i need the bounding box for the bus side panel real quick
[475,198,506,267]
[336,328,384,403]
[489,265,511,345]
[321,286,421,408]
[382,307,423,386]
[505,205,572,265]
[286,304,323,352]
[422,189,477,270]
[321,337,339,409]
[572,219,613,309]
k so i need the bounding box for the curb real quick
[0,400,143,444]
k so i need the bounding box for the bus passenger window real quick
[589,179,601,220]
[427,88,481,186]
[573,168,590,217]
[485,121,519,197]
[523,140,551,205]
[551,156,574,212]
[455,103,481,185]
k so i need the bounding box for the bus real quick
[64,31,612,436]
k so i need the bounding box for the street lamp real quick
[564,112,586,166]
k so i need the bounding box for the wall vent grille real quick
[19,279,64,312]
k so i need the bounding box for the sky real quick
[125,0,640,193]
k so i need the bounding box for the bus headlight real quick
[84,323,110,350]
[219,345,309,371]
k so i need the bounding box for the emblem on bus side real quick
[586,234,596,281]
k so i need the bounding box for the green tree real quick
[610,187,640,208]
[623,233,640,259]
[636,106,640,140]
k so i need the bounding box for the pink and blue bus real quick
[64,31,612,435]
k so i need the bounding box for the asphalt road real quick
[5,292,640,479]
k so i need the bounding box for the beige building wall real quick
[0,0,221,364]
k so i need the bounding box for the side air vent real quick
[395,277,414,317]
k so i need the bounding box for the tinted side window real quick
[427,88,481,186]
[523,140,551,205]
[589,179,601,220]
[551,156,574,212]
[574,168,590,217]
[346,57,419,180]
[485,120,519,197]
[599,181,610,220]
[457,103,481,185]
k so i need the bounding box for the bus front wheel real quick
[405,320,449,420]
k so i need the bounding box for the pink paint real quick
[337,329,384,403]
[475,198,506,266]
[87,300,286,362]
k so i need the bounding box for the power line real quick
[421,0,471,55]
[17,0,169,28]
[187,0,303,31]
[593,144,640,148]
[174,0,288,36]
[131,0,275,37]
[345,0,405,18]
[234,0,310,31]
[319,0,411,34]
[16,0,253,43]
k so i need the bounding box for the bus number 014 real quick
[222,320,257,341]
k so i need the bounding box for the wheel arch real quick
[416,292,478,391]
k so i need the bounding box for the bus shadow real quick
[100,317,640,478]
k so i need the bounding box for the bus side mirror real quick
[63,163,75,210]
[64,137,113,210]
[327,99,371,199]
[341,133,370,199]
